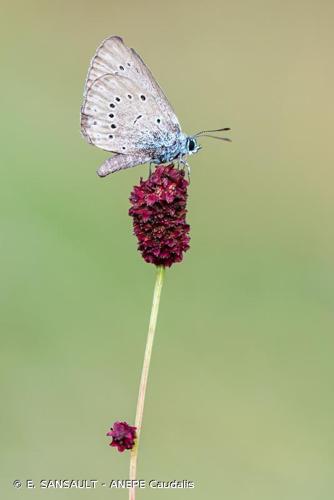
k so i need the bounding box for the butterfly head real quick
[193,127,231,145]
[182,127,231,159]
[186,136,201,156]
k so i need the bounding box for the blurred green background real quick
[1,0,334,498]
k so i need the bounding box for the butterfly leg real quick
[186,163,191,182]
[178,154,186,170]
[179,157,191,182]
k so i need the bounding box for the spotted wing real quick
[81,73,180,154]
[81,35,181,153]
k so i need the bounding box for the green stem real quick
[129,265,165,500]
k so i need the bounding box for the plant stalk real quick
[129,265,165,500]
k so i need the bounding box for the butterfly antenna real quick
[194,127,231,137]
[198,134,232,142]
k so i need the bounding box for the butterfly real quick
[80,36,230,177]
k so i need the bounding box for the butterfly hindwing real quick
[97,152,152,177]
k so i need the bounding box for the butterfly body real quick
[81,36,227,177]
[140,131,199,164]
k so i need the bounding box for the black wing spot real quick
[157,118,161,123]
[109,113,114,118]
[109,135,113,139]
[140,95,146,101]
[115,97,121,102]
[111,124,116,129]
[119,65,125,70]
[127,62,131,67]
[122,146,126,150]
[110,103,115,108]
[134,115,142,124]
[93,121,97,125]
[127,94,132,99]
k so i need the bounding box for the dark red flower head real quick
[129,165,190,267]
[106,421,137,452]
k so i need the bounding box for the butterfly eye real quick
[188,139,196,152]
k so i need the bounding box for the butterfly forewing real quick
[81,36,181,154]
[82,73,177,153]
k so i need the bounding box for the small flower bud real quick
[106,421,137,452]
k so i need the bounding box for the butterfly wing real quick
[81,36,181,154]
[81,73,178,154]
[97,152,153,177]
